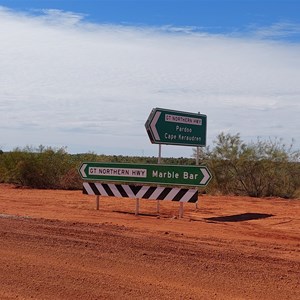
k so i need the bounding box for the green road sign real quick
[79,162,212,187]
[145,108,207,147]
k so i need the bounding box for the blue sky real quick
[0,0,299,157]
[1,0,300,39]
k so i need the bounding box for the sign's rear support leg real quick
[135,198,140,216]
[96,195,100,210]
[179,202,184,218]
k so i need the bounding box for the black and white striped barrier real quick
[83,182,198,202]
[83,182,198,217]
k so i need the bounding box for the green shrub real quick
[0,137,299,198]
[0,146,76,189]
[194,133,300,198]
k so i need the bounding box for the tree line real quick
[0,133,299,198]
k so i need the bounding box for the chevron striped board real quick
[83,182,198,203]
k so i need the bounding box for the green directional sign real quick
[145,108,207,147]
[79,162,212,187]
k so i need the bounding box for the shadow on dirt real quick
[205,213,274,223]
[113,210,158,217]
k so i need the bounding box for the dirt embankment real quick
[0,184,299,299]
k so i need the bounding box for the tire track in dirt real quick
[1,216,299,300]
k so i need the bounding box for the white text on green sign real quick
[79,162,212,187]
[145,108,207,147]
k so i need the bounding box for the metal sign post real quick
[195,111,200,209]
[80,107,211,219]
[157,144,162,214]
[145,108,208,216]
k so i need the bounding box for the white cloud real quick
[37,9,86,26]
[0,7,299,157]
[250,22,300,40]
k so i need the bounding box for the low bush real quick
[194,133,300,198]
[0,135,299,198]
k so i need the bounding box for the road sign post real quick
[145,108,207,147]
[80,108,210,217]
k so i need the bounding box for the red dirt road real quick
[0,184,299,299]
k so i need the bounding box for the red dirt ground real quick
[0,184,299,299]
